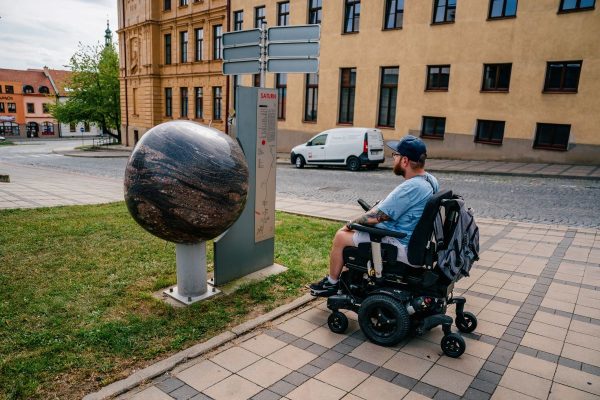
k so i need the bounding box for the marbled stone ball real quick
[124,121,249,243]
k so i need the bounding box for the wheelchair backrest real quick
[406,189,453,266]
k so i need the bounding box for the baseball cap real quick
[386,135,427,162]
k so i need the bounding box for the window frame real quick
[481,63,512,92]
[180,87,188,118]
[5,86,14,94]
[195,87,203,119]
[26,103,35,114]
[213,25,223,60]
[426,65,451,91]
[543,60,582,93]
[0,103,4,113]
[308,0,322,24]
[23,85,34,94]
[276,74,287,120]
[164,0,171,11]
[432,0,457,24]
[233,10,244,31]
[304,73,319,122]
[558,0,595,13]
[179,0,188,6]
[421,116,446,139]
[7,103,16,113]
[533,123,571,151]
[383,0,404,30]
[164,33,172,65]
[255,6,266,28]
[165,87,173,117]
[213,87,223,120]
[42,122,54,135]
[343,0,361,34]
[277,1,290,26]
[488,0,518,19]
[338,68,356,125]
[42,103,50,113]
[377,66,399,128]
[475,119,505,145]
[194,28,203,61]
[180,30,188,63]
[69,123,76,133]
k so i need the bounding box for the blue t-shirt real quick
[376,173,439,246]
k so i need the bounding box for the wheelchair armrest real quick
[348,223,407,239]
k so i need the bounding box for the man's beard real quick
[393,163,406,177]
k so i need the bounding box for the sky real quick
[0,0,119,71]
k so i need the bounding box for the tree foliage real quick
[51,42,121,140]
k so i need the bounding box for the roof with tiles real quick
[44,69,73,96]
[0,68,55,95]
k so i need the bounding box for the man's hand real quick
[348,208,391,227]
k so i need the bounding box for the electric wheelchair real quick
[312,189,478,358]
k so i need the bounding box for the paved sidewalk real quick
[82,198,600,400]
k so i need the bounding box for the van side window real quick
[312,134,327,146]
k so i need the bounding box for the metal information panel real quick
[222,60,261,75]
[267,42,319,58]
[267,58,319,73]
[222,29,261,47]
[223,45,261,61]
[255,89,277,242]
[213,87,277,285]
[267,25,320,42]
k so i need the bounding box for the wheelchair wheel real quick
[358,294,409,347]
[441,333,465,358]
[456,312,478,333]
[328,311,349,334]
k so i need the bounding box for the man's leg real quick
[328,228,356,280]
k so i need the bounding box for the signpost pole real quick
[260,21,267,88]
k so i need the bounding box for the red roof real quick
[45,69,73,96]
[0,69,55,95]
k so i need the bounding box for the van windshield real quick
[311,134,327,146]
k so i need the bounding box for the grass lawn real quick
[0,203,337,399]
[0,141,15,146]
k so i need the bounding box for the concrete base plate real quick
[212,263,288,295]
[162,283,221,306]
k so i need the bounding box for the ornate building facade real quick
[117,0,228,147]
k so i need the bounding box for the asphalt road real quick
[1,140,599,227]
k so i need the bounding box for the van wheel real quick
[295,155,305,169]
[346,156,361,171]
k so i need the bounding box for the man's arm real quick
[346,207,390,230]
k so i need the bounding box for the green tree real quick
[51,42,121,142]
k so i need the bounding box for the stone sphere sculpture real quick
[124,121,249,243]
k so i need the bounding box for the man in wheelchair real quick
[309,135,439,296]
[308,135,479,358]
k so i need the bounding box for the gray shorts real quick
[352,230,418,267]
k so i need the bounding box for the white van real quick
[290,128,385,171]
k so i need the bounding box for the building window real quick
[180,0,188,6]
[180,87,188,117]
[534,123,570,151]
[0,86,2,93]
[27,122,39,137]
[384,0,404,29]
[475,119,505,144]
[559,0,595,12]
[278,2,290,26]
[276,74,287,120]
[421,116,446,139]
[165,88,173,117]
[344,0,361,33]
[432,0,456,24]
[255,6,266,28]
[180,31,188,63]
[0,122,19,136]
[213,87,222,120]
[195,87,203,118]
[233,10,244,31]
[23,85,34,94]
[378,67,399,128]
[164,0,171,10]
[27,103,35,113]
[195,29,203,61]
[308,0,322,24]
[213,25,223,60]
[482,63,512,91]
[253,74,261,87]
[39,86,50,94]
[6,86,14,94]
[338,68,356,124]
[0,103,4,113]
[304,73,319,122]
[426,65,450,90]
[70,123,76,132]
[8,103,17,112]
[488,0,517,19]
[132,87,138,115]
[43,103,50,113]
[84,122,90,132]
[232,75,240,109]
[544,61,582,92]
[165,34,172,65]
[42,122,54,135]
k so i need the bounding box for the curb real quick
[83,293,316,400]
[52,150,131,158]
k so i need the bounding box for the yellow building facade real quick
[230,0,600,164]
[117,0,228,147]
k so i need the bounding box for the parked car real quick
[290,128,385,171]
[0,136,5,142]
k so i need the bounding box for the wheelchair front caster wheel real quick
[441,333,466,358]
[456,311,478,333]
[328,311,349,334]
